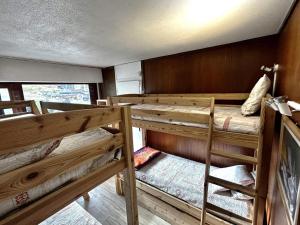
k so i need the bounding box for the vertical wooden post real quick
[120,106,139,225]
[200,98,215,225]
[30,100,41,115]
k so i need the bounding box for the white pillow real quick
[210,165,255,195]
[241,74,271,116]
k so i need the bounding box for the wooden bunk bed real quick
[0,100,139,225]
[107,93,275,225]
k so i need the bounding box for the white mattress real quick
[135,153,252,219]
[131,104,260,134]
[0,128,120,218]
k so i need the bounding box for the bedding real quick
[134,146,161,169]
[0,127,120,218]
[131,104,260,134]
[135,152,252,219]
[0,113,62,175]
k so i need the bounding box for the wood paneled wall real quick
[100,66,116,99]
[142,36,278,164]
[267,2,300,225]
[143,36,278,94]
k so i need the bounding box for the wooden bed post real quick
[29,100,41,115]
[120,106,139,225]
[107,97,125,195]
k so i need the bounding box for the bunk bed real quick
[0,100,139,225]
[107,93,274,225]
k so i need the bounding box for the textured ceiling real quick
[0,0,295,67]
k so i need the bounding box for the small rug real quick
[40,202,102,225]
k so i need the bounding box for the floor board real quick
[76,177,171,225]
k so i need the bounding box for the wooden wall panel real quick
[100,66,116,99]
[143,36,278,94]
[143,36,278,164]
[267,2,300,225]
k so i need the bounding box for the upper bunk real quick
[0,100,138,225]
[108,93,267,149]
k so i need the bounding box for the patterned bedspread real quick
[131,104,260,134]
[0,128,120,218]
[135,153,252,219]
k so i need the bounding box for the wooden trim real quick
[0,107,122,152]
[0,100,40,115]
[40,101,97,114]
[132,108,210,124]
[110,96,213,107]
[211,149,257,164]
[0,133,123,200]
[0,159,126,225]
[145,93,250,100]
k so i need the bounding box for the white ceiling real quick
[0,0,295,67]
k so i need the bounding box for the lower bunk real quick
[118,150,255,225]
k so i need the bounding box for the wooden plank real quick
[29,101,41,115]
[132,119,258,148]
[207,176,256,197]
[110,96,212,107]
[211,149,257,164]
[132,108,210,124]
[145,93,249,100]
[0,107,122,152]
[40,101,97,113]
[132,119,209,140]
[0,100,32,110]
[0,159,126,225]
[206,203,252,224]
[0,133,123,200]
[120,107,139,225]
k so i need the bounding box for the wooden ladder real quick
[201,141,263,224]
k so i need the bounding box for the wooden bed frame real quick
[0,100,40,117]
[0,100,139,225]
[107,93,276,225]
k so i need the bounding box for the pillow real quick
[210,165,255,195]
[241,74,271,116]
[134,147,161,169]
[0,138,62,175]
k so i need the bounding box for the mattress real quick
[135,153,252,219]
[0,128,120,218]
[131,104,260,134]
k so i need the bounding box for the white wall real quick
[0,58,102,83]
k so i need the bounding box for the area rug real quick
[40,201,102,225]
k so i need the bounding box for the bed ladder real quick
[201,137,262,225]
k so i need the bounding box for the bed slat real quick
[132,108,210,124]
[0,107,122,152]
[0,133,123,200]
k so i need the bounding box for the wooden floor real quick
[76,177,171,225]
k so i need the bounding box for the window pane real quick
[0,88,13,115]
[22,84,91,105]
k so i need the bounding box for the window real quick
[0,88,13,115]
[22,84,91,104]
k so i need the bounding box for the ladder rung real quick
[207,176,256,197]
[211,149,257,164]
[206,202,252,224]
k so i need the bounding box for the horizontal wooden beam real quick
[0,107,122,152]
[207,176,256,197]
[40,101,97,113]
[211,149,257,164]
[0,101,32,110]
[0,159,126,225]
[132,119,209,140]
[132,108,210,124]
[111,96,213,107]
[206,203,252,224]
[145,93,249,101]
[0,133,123,200]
